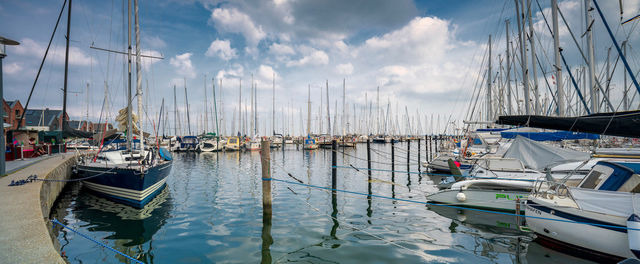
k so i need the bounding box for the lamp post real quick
[0,36,20,176]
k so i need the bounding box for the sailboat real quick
[246,75,261,151]
[76,0,172,208]
[303,85,318,150]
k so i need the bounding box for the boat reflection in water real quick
[58,186,172,263]
[426,204,595,263]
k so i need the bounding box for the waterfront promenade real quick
[0,153,74,263]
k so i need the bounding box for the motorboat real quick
[525,160,640,261]
[225,136,241,151]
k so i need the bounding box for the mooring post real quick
[391,139,395,173]
[406,140,410,172]
[331,139,337,189]
[20,145,24,160]
[366,138,372,177]
[260,140,272,214]
[515,197,521,226]
[417,138,421,173]
[48,144,51,156]
[434,135,438,155]
[425,135,429,162]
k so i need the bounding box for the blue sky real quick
[1,0,639,136]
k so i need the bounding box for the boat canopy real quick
[500,131,599,141]
[496,110,640,138]
[502,136,590,171]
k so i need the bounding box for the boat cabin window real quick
[228,138,238,144]
[579,165,614,189]
[472,138,483,146]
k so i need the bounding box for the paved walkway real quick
[6,155,56,175]
[0,153,73,263]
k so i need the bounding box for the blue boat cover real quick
[159,148,172,161]
[500,131,600,141]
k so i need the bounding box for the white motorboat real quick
[525,160,640,261]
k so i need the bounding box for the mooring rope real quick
[8,167,117,186]
[332,165,541,182]
[51,219,145,264]
[265,177,640,231]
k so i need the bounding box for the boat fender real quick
[456,192,466,202]
[159,148,172,161]
[627,214,640,258]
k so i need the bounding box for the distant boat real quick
[303,135,318,150]
[225,136,241,151]
[177,136,199,152]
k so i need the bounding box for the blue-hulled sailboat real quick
[75,0,172,208]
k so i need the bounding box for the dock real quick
[0,153,76,263]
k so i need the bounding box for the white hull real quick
[525,199,633,259]
[427,189,528,212]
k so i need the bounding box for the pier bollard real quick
[331,139,337,189]
[48,144,51,156]
[260,140,272,214]
[20,146,24,160]
[366,139,372,177]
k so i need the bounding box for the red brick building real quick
[3,99,25,130]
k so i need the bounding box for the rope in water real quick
[264,177,640,231]
[51,219,145,264]
[332,165,540,182]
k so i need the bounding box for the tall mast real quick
[204,74,208,133]
[527,0,540,114]
[515,0,531,115]
[173,85,177,136]
[585,0,597,113]
[552,0,565,116]
[326,80,331,136]
[486,35,492,122]
[342,78,346,136]
[212,78,219,142]
[62,0,72,132]
[623,41,629,111]
[184,78,191,135]
[250,74,254,137]
[125,0,133,150]
[254,78,258,135]
[307,84,311,136]
[220,78,225,136]
[272,72,275,135]
[238,79,241,136]
[134,0,144,152]
[376,86,380,134]
[320,83,323,134]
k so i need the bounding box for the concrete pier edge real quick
[0,153,77,263]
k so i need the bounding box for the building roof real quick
[6,100,18,108]
[24,109,63,127]
[68,120,82,129]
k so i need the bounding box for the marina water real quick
[51,143,593,263]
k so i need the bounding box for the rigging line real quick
[17,0,68,129]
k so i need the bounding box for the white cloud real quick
[140,49,163,70]
[210,8,266,48]
[268,42,295,56]
[13,38,94,66]
[335,63,353,75]
[169,53,196,78]
[4,62,22,75]
[205,39,237,60]
[216,63,244,81]
[286,48,329,67]
[143,35,167,49]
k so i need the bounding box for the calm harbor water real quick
[51,142,594,263]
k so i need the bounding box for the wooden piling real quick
[331,139,337,189]
[366,139,372,176]
[406,140,410,171]
[260,140,272,214]
[391,140,395,173]
[417,138,421,173]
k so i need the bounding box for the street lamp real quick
[0,36,20,176]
